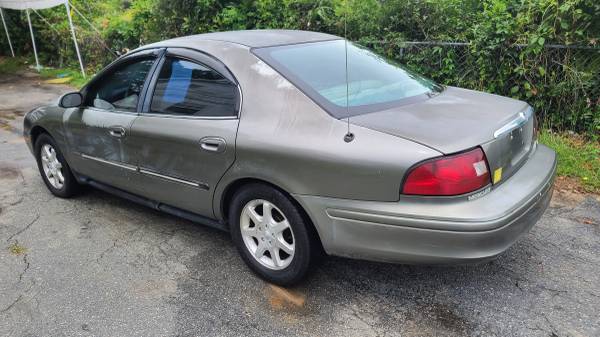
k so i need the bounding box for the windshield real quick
[253,39,442,118]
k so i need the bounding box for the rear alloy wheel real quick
[230,184,315,285]
[35,133,80,198]
[240,199,295,270]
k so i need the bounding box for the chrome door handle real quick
[108,126,126,138]
[200,137,226,153]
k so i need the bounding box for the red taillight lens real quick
[402,148,491,196]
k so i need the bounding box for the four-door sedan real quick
[24,30,556,285]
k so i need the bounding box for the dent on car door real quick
[63,53,159,190]
[127,48,240,217]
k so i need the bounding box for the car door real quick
[63,49,161,190]
[127,48,240,217]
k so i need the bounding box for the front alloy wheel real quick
[35,133,80,198]
[40,144,65,189]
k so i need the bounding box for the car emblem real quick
[468,186,491,201]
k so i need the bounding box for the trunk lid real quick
[351,86,536,185]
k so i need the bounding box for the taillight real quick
[402,147,491,196]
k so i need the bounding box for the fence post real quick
[65,1,85,78]
[0,8,15,57]
[26,9,40,71]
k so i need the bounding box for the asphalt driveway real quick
[1,72,599,337]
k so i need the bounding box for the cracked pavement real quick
[1,72,599,337]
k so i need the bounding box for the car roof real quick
[151,29,341,49]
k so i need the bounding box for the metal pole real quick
[65,1,85,78]
[26,9,40,71]
[0,8,15,57]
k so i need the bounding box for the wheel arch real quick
[218,177,325,253]
[30,125,50,147]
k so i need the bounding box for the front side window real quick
[85,58,155,112]
[150,57,238,117]
[253,40,443,118]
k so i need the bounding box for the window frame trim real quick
[80,48,165,115]
[140,47,242,120]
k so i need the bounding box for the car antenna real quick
[343,0,354,143]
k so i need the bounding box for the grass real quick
[8,242,27,256]
[39,67,90,89]
[539,129,600,193]
[0,56,90,88]
[0,56,25,75]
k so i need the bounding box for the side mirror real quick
[59,92,83,108]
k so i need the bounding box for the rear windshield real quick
[253,40,442,118]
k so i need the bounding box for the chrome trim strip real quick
[493,106,533,138]
[236,83,243,118]
[83,107,139,116]
[138,113,237,120]
[139,168,209,190]
[80,154,209,190]
[81,154,138,171]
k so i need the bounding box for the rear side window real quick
[85,58,155,112]
[150,57,238,117]
[253,40,442,118]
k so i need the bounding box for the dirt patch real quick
[267,284,306,310]
[0,164,21,180]
[552,176,600,207]
[554,176,591,194]
[0,120,21,135]
[131,279,178,299]
[578,217,599,234]
[0,108,25,117]
[578,217,599,226]
[0,108,24,135]
[428,303,469,333]
[415,303,470,334]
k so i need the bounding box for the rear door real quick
[127,48,241,217]
[64,50,161,190]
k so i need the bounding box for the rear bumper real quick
[294,144,557,263]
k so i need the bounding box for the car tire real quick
[34,133,80,198]
[230,183,315,285]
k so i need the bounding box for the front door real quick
[64,52,158,190]
[127,48,240,217]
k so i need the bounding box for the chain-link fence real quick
[365,41,600,136]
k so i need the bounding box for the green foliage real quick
[539,130,600,193]
[380,0,478,42]
[0,56,24,74]
[368,0,600,137]
[39,66,88,88]
[0,0,598,136]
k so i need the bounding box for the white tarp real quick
[0,0,84,77]
[0,0,66,10]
